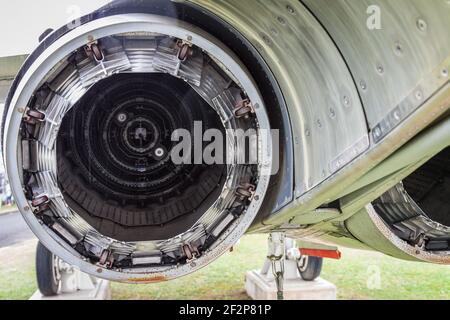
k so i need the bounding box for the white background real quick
[0,0,111,57]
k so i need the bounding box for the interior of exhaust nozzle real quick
[10,27,272,280]
[57,73,227,242]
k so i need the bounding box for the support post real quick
[245,234,337,300]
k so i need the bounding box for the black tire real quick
[36,242,60,296]
[298,256,323,281]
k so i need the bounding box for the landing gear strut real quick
[256,233,341,300]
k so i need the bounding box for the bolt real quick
[155,148,165,158]
[117,113,127,123]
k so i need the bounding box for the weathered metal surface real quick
[1,0,449,266]
[262,81,450,228]
[303,0,450,131]
[190,0,369,195]
[350,205,450,264]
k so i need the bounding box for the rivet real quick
[277,16,286,25]
[23,206,30,211]
[360,80,367,91]
[329,109,336,118]
[343,96,351,107]
[416,18,427,32]
[442,68,449,78]
[286,5,295,14]
[415,90,423,100]
[262,35,272,46]
[376,63,384,74]
[96,268,103,273]
[393,41,403,56]
[17,107,25,114]
[187,35,193,41]
[254,195,260,201]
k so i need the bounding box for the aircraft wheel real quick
[36,242,61,296]
[297,255,323,281]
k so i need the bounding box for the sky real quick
[0,1,109,170]
[0,0,111,57]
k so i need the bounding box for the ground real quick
[0,239,38,300]
[0,205,18,215]
[0,230,448,300]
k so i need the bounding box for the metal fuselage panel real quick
[187,0,450,234]
[303,0,450,131]
[1,1,449,251]
[190,0,369,196]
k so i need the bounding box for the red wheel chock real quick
[299,248,342,260]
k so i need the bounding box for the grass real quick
[0,235,449,300]
[321,246,450,300]
[111,235,450,300]
[0,240,37,300]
